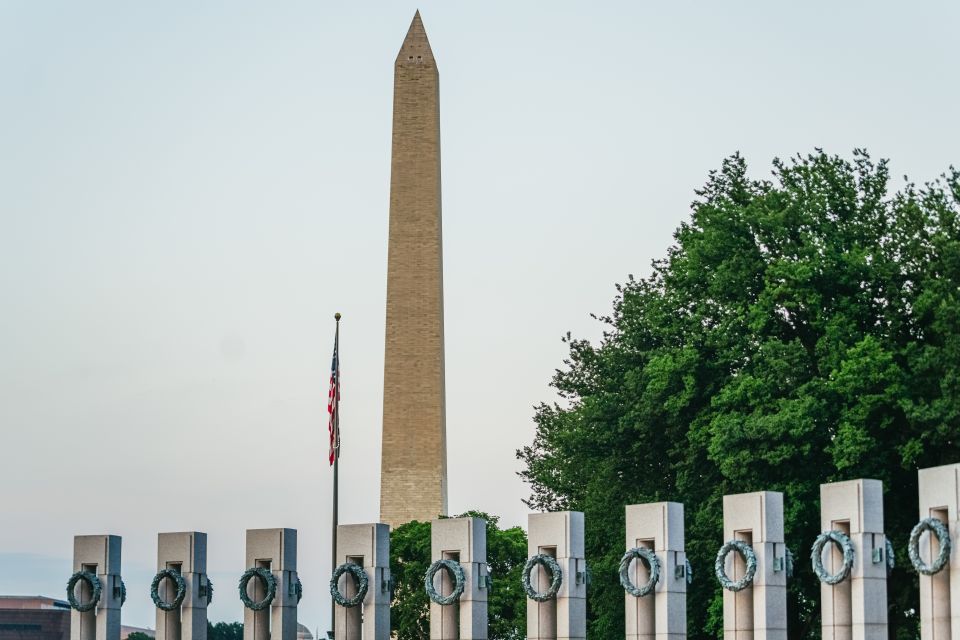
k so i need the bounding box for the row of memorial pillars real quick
[244,529,298,640]
[919,464,960,640]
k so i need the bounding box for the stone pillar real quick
[334,523,390,640]
[156,532,209,640]
[243,529,298,640]
[721,492,787,640]
[430,517,488,640]
[819,480,887,640]
[625,503,686,640]
[918,463,960,640]
[527,512,586,640]
[71,535,122,640]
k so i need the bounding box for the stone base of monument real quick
[71,535,122,640]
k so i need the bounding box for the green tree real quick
[127,633,153,640]
[207,621,243,640]
[518,150,960,640]
[390,512,527,640]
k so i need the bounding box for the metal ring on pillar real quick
[238,567,277,611]
[908,517,952,576]
[330,563,368,608]
[521,554,563,602]
[618,547,660,598]
[424,559,465,605]
[714,540,757,592]
[810,530,855,585]
[150,569,187,611]
[66,571,102,612]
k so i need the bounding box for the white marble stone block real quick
[625,502,686,640]
[527,512,586,640]
[71,535,122,640]
[918,463,960,640]
[818,479,887,640]
[243,528,298,640]
[155,532,209,640]
[721,492,788,640]
[430,517,488,640]
[334,523,390,640]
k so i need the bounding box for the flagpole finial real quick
[335,312,342,321]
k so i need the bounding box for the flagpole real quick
[329,312,341,640]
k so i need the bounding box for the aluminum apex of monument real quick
[379,11,448,529]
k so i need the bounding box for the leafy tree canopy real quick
[518,150,960,639]
[390,512,527,640]
[207,621,243,640]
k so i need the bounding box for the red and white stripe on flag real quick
[328,338,340,465]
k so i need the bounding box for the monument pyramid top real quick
[396,11,435,67]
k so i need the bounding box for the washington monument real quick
[379,12,448,528]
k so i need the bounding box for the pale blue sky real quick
[2,0,958,633]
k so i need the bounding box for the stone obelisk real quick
[379,11,447,528]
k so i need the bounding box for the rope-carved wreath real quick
[424,559,465,606]
[119,580,126,607]
[238,568,277,611]
[66,571,102,612]
[618,548,660,598]
[715,540,757,592]
[811,530,855,585]
[908,517,952,576]
[205,578,214,605]
[522,554,563,602]
[151,569,187,611]
[294,577,303,603]
[885,539,895,573]
[331,564,367,608]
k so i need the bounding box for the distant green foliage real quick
[127,633,152,640]
[518,150,960,640]
[390,512,527,640]
[207,621,242,640]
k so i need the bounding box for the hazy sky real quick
[2,0,958,633]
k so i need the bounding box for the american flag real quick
[327,323,340,466]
